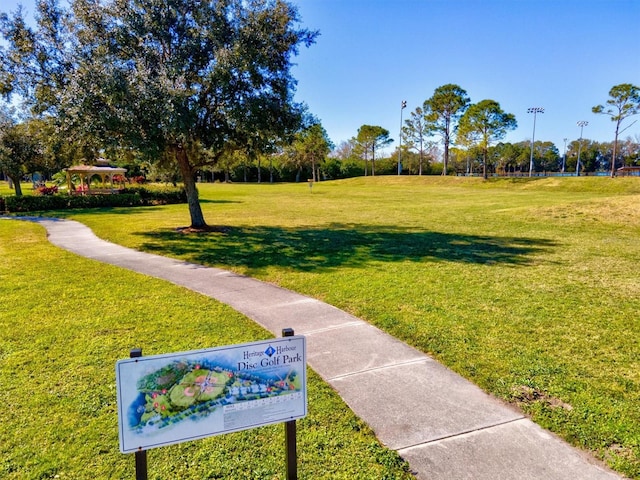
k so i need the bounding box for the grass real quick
[0,181,51,196]
[0,219,412,479]
[3,175,640,478]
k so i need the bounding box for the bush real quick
[35,185,59,196]
[121,186,187,204]
[3,187,186,213]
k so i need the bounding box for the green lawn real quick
[0,182,22,196]
[3,176,640,478]
[0,218,411,479]
[0,180,45,196]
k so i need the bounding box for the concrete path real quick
[5,216,623,479]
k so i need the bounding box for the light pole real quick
[576,120,588,176]
[527,107,544,177]
[562,138,568,173]
[398,100,406,175]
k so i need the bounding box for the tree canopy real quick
[402,106,431,175]
[285,123,333,182]
[0,116,43,196]
[423,84,470,175]
[592,83,640,177]
[457,99,517,179]
[354,124,392,176]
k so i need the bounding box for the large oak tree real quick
[1,0,316,228]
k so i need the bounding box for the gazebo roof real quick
[66,164,127,175]
[64,159,127,194]
[66,157,127,176]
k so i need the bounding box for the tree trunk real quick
[9,175,23,196]
[610,124,620,178]
[443,124,451,175]
[257,157,262,183]
[174,145,207,228]
[371,146,376,176]
[443,141,449,175]
[482,148,488,180]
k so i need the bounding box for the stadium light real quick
[527,107,544,177]
[576,121,588,176]
[398,100,407,175]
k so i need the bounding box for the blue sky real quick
[291,0,640,153]
[2,0,639,155]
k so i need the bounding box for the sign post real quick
[282,328,297,480]
[129,348,148,480]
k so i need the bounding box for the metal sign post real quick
[129,348,148,480]
[282,328,298,480]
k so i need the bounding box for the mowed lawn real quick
[64,176,640,478]
[0,219,412,479]
[3,175,640,478]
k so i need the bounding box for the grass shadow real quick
[137,223,556,272]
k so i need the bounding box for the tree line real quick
[331,83,640,180]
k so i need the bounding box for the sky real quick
[290,0,640,154]
[2,0,639,155]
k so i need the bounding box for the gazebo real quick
[65,158,127,194]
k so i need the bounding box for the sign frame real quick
[116,336,307,453]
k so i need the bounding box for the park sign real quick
[116,336,307,453]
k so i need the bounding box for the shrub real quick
[3,186,186,213]
[35,185,59,196]
[121,186,187,204]
[5,195,70,212]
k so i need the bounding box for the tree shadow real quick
[137,223,557,272]
[44,200,241,218]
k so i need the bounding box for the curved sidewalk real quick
[6,216,622,480]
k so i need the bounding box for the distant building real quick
[617,166,640,176]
